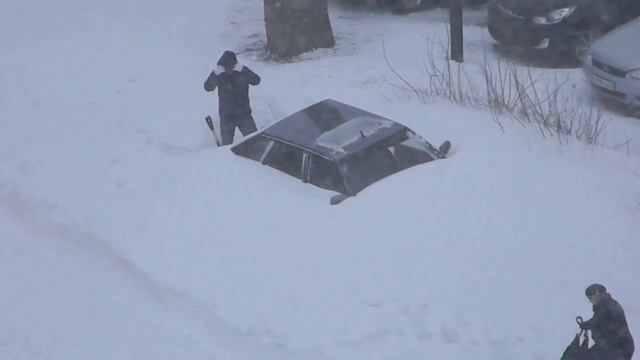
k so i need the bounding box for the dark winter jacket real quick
[203,65,261,118]
[581,293,635,358]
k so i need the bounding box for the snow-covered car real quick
[231,99,451,204]
[583,18,640,109]
[488,0,640,63]
[349,0,487,14]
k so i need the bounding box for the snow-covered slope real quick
[1,1,639,359]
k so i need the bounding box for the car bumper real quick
[583,58,640,107]
[488,5,584,48]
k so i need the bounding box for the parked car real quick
[583,18,640,110]
[231,99,451,204]
[488,0,640,63]
[349,0,487,14]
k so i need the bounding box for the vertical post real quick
[449,0,464,63]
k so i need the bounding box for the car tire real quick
[487,24,504,44]
[548,36,570,66]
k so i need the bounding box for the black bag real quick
[561,331,590,360]
[561,317,590,360]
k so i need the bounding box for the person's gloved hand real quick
[234,63,246,72]
[213,65,226,75]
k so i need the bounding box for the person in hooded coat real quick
[580,284,635,360]
[204,50,261,145]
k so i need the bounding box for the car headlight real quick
[533,6,576,25]
[626,69,640,81]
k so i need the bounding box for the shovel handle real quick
[576,316,584,335]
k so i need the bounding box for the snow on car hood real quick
[590,18,640,71]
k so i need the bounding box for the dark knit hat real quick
[217,50,238,67]
[585,284,607,298]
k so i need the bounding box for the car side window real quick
[231,135,273,161]
[308,154,347,193]
[262,141,304,179]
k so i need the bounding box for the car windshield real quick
[340,131,437,194]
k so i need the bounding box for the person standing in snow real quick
[580,284,635,360]
[204,50,261,145]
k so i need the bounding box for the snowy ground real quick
[1,1,639,359]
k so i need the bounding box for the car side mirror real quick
[438,140,452,157]
[330,193,351,205]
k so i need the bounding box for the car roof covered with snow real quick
[259,99,408,160]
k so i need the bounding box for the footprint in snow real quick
[440,325,461,344]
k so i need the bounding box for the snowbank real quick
[1,1,639,359]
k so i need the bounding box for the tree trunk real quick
[264,0,335,60]
[448,0,464,62]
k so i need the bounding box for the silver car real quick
[583,18,640,108]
